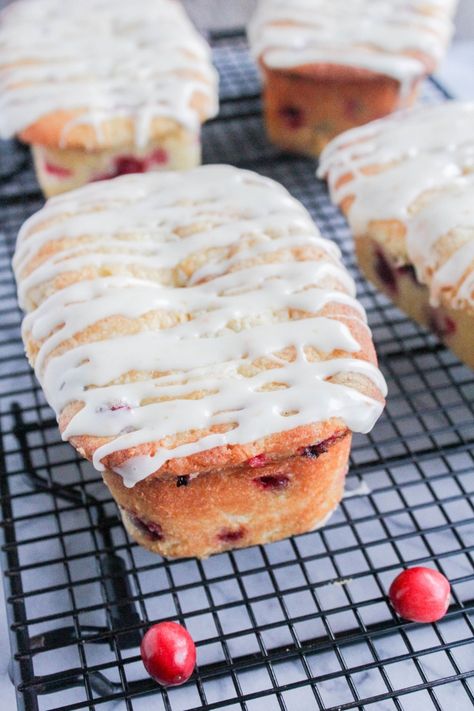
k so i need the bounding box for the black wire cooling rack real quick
[0,29,474,711]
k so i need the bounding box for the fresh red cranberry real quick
[255,475,289,490]
[279,105,305,129]
[128,513,164,541]
[374,249,397,294]
[389,567,451,623]
[218,527,245,543]
[176,476,189,487]
[428,310,456,338]
[147,148,168,166]
[44,161,73,178]
[141,621,196,687]
[115,156,146,175]
[248,454,268,468]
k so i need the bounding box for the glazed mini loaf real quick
[318,102,474,369]
[248,0,456,156]
[14,165,386,558]
[0,0,218,196]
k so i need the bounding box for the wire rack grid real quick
[0,30,473,711]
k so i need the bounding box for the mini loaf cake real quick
[14,165,386,558]
[248,0,457,156]
[0,0,218,197]
[318,102,474,369]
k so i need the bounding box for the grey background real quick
[184,0,474,36]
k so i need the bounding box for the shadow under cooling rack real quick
[0,30,474,711]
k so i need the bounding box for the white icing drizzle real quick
[0,0,218,145]
[15,165,386,487]
[318,102,474,310]
[248,0,456,92]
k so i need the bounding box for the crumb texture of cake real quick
[247,0,457,155]
[109,431,352,558]
[319,101,474,368]
[0,0,218,194]
[14,165,386,555]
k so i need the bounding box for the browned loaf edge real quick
[105,432,352,558]
[19,92,213,151]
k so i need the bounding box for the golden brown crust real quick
[19,92,212,150]
[356,235,474,368]
[264,61,404,83]
[74,418,344,479]
[18,240,354,311]
[323,114,474,320]
[260,49,435,80]
[22,291,383,481]
[335,170,474,315]
[17,168,385,488]
[261,63,421,156]
[332,163,410,262]
[22,300,382,481]
[104,431,351,558]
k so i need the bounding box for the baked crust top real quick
[15,165,386,486]
[248,0,456,85]
[0,0,218,149]
[318,101,474,315]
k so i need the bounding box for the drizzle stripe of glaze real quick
[15,165,386,487]
[0,0,218,145]
[318,102,474,310]
[248,0,456,89]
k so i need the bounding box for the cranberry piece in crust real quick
[110,402,131,412]
[397,264,418,285]
[248,454,269,468]
[141,621,196,687]
[428,310,456,338]
[279,105,305,130]
[344,98,363,120]
[147,148,169,166]
[255,475,290,491]
[44,161,73,178]
[96,400,131,414]
[95,150,166,181]
[442,317,456,336]
[93,156,145,181]
[115,156,146,175]
[299,433,346,459]
[218,527,245,543]
[300,443,325,459]
[374,248,397,294]
[389,567,451,623]
[128,513,164,541]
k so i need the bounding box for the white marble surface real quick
[0,17,473,711]
[0,581,14,709]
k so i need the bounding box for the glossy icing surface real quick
[248,0,456,87]
[318,102,474,309]
[15,166,386,487]
[0,0,218,145]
